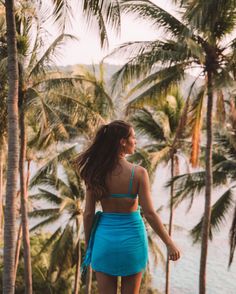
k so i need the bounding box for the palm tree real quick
[25,58,115,289]
[128,88,186,293]
[28,150,85,293]
[0,9,8,243]
[168,99,236,268]
[110,1,236,292]
[3,0,19,293]
[168,131,236,261]
[13,2,80,291]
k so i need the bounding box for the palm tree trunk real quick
[19,108,33,293]
[74,217,81,294]
[199,70,213,294]
[0,147,4,241]
[14,221,22,282]
[85,266,92,294]
[3,1,19,293]
[165,154,175,294]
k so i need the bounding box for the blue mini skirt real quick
[82,208,148,276]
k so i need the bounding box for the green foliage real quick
[0,233,74,293]
[168,129,236,265]
[29,161,85,282]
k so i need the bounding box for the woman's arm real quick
[138,167,180,261]
[83,188,96,247]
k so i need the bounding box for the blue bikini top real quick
[109,165,138,199]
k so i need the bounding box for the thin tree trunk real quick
[0,148,3,241]
[165,155,174,294]
[85,266,92,294]
[199,70,213,294]
[19,108,33,294]
[14,221,22,282]
[14,161,30,284]
[74,217,81,294]
[3,1,19,293]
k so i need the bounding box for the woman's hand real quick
[167,242,181,261]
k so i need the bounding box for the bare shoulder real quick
[134,165,148,175]
[134,165,149,181]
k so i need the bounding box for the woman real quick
[76,120,180,294]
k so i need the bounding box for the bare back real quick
[100,160,140,213]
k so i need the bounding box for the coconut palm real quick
[14,1,79,291]
[28,149,85,294]
[168,129,236,265]
[128,87,186,293]
[0,9,8,243]
[3,0,19,293]
[25,59,115,292]
[110,1,236,292]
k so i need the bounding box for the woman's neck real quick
[118,153,126,160]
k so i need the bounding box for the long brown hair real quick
[75,120,132,199]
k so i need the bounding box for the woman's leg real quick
[121,272,143,294]
[95,271,118,294]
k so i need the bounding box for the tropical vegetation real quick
[1,0,236,293]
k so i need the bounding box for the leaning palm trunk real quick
[19,108,33,293]
[199,71,213,294]
[3,0,19,293]
[165,154,179,294]
[0,147,4,241]
[14,221,22,282]
[74,217,82,294]
[74,240,81,294]
[85,266,93,294]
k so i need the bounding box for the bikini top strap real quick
[127,165,135,194]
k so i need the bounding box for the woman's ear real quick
[120,138,126,146]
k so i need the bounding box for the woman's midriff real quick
[100,197,139,213]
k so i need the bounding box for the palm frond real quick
[120,0,191,38]
[214,132,236,161]
[29,214,61,233]
[29,208,60,219]
[81,0,121,48]
[28,34,78,78]
[189,87,205,167]
[125,64,186,110]
[131,108,166,142]
[49,224,74,279]
[150,146,171,171]
[191,187,235,243]
[168,169,228,210]
[29,145,77,188]
[229,203,236,267]
[51,0,73,32]
[184,0,236,39]
[33,227,62,260]
[111,40,192,94]
[29,189,62,205]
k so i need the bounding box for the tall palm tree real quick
[13,2,79,291]
[3,0,19,293]
[128,88,186,293]
[0,9,8,243]
[168,129,236,263]
[110,1,236,292]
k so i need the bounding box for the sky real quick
[53,0,175,66]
